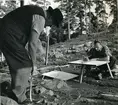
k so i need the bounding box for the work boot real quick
[0,81,18,102]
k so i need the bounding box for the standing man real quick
[0,5,63,103]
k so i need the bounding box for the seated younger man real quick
[83,40,116,79]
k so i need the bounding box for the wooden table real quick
[69,60,114,83]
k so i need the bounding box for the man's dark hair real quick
[47,6,63,27]
[94,40,101,45]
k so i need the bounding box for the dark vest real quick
[89,47,107,59]
[2,5,45,46]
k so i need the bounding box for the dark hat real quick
[47,6,63,27]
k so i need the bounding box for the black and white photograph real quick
[0,0,118,105]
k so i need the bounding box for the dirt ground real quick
[0,32,118,105]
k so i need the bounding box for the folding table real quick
[69,60,114,83]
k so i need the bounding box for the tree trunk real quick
[80,17,83,35]
[20,0,24,7]
[88,0,91,35]
[44,0,46,9]
[67,13,71,40]
[116,0,118,31]
[85,0,87,35]
[67,0,71,40]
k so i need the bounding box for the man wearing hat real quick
[0,5,63,103]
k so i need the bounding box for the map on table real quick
[42,71,78,81]
[69,60,109,66]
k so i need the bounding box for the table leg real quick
[79,65,85,83]
[42,75,45,80]
[107,63,114,78]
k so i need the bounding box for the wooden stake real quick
[45,27,51,65]
[29,75,33,102]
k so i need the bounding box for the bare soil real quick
[0,33,118,105]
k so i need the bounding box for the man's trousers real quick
[0,18,32,103]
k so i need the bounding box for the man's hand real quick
[32,66,39,75]
[91,58,98,61]
[40,56,45,63]
[97,57,110,61]
[82,56,89,61]
[91,57,109,61]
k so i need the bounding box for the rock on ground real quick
[0,96,18,105]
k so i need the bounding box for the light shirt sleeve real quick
[104,45,112,57]
[32,14,45,35]
[28,15,45,65]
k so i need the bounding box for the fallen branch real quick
[37,65,69,71]
[76,97,118,104]
[100,93,118,101]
